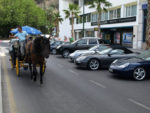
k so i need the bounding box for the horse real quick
[26,36,50,84]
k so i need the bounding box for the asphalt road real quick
[0,41,150,113]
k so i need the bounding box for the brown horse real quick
[26,36,50,84]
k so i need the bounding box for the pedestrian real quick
[69,37,74,43]
[14,26,28,59]
[64,36,68,42]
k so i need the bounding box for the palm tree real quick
[54,12,63,37]
[87,0,112,38]
[63,3,80,41]
[146,0,150,49]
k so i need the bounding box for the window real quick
[89,39,98,45]
[86,14,91,22]
[79,16,83,23]
[110,49,124,55]
[77,39,87,45]
[126,5,137,17]
[91,13,98,22]
[109,8,121,20]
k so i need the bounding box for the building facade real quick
[59,0,148,49]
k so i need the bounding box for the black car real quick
[75,46,136,70]
[56,37,107,58]
[50,41,64,54]
[109,50,150,81]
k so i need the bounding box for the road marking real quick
[90,80,106,89]
[128,98,150,111]
[0,47,7,56]
[0,57,3,113]
[2,57,18,113]
[68,69,79,76]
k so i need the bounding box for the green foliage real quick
[63,3,80,19]
[87,0,112,13]
[63,3,80,39]
[0,0,47,38]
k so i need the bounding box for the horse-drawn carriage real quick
[9,37,50,84]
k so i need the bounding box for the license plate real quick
[109,68,113,72]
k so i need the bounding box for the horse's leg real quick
[33,65,37,82]
[40,65,43,84]
[29,63,33,80]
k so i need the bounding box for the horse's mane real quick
[33,37,43,56]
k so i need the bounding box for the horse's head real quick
[40,37,50,58]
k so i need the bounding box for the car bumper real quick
[109,66,133,77]
[75,60,88,68]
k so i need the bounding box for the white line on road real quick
[68,69,79,76]
[90,80,106,89]
[128,98,150,111]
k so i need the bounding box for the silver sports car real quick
[69,45,109,62]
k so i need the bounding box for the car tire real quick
[52,49,57,55]
[62,50,70,58]
[133,67,146,81]
[88,59,100,71]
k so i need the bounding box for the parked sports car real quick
[69,44,109,62]
[75,46,136,70]
[109,50,150,81]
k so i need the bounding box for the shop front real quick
[101,27,133,48]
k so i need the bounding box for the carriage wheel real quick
[42,63,46,74]
[16,58,20,76]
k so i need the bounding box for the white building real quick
[59,0,148,49]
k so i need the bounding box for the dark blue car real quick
[109,50,150,81]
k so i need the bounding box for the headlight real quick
[77,56,87,61]
[112,59,118,64]
[118,63,129,68]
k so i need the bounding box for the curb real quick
[0,56,3,113]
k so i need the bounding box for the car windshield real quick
[98,48,112,55]
[72,40,79,44]
[137,50,150,60]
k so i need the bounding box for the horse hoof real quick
[33,77,37,82]
[40,80,43,84]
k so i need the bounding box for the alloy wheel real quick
[133,67,146,81]
[52,49,57,55]
[89,59,100,70]
[63,50,70,58]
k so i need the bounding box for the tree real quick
[87,0,112,38]
[54,12,63,37]
[63,3,80,41]
[146,0,150,49]
[0,0,47,38]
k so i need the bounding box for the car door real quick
[102,49,125,67]
[88,39,98,48]
[75,39,88,50]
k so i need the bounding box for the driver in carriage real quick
[14,26,29,59]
